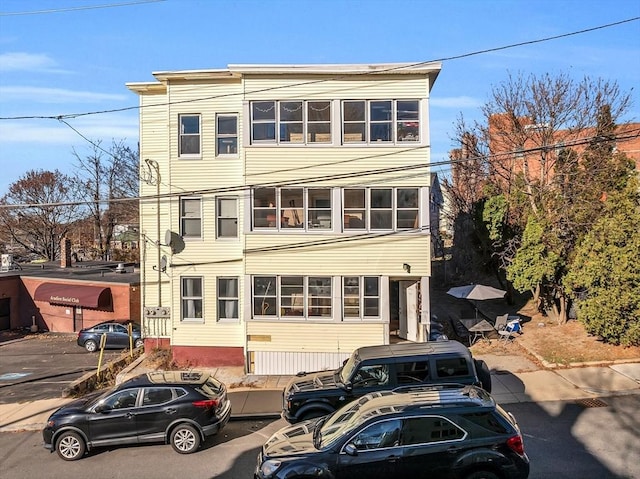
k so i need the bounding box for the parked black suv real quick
[282,340,491,423]
[257,385,529,479]
[43,371,231,460]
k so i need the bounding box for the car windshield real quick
[339,352,360,384]
[318,396,368,448]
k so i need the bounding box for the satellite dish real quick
[160,255,167,272]
[164,230,185,254]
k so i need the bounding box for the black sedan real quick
[77,320,143,352]
[43,371,232,460]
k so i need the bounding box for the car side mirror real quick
[343,381,353,391]
[95,404,111,414]
[344,444,358,456]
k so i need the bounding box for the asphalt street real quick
[0,334,124,404]
[0,397,639,478]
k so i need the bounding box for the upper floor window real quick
[181,276,203,321]
[216,197,237,238]
[342,100,419,144]
[179,115,200,156]
[344,188,419,230]
[180,197,202,238]
[216,115,238,155]
[251,100,331,145]
[253,187,332,230]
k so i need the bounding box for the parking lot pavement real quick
[0,333,123,404]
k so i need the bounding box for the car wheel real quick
[84,339,98,353]
[56,431,86,461]
[474,359,492,393]
[464,470,500,479]
[170,424,201,454]
[134,338,144,349]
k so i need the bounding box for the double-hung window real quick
[251,100,331,144]
[252,276,332,319]
[216,197,237,238]
[342,100,419,144]
[181,277,203,321]
[180,197,202,238]
[253,187,332,230]
[397,188,419,229]
[343,276,380,319]
[179,114,201,156]
[217,277,238,320]
[216,115,238,155]
[344,188,419,231]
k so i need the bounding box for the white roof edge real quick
[227,62,442,74]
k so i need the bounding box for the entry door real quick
[73,306,83,332]
[399,281,419,342]
[0,298,10,330]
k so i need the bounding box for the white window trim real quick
[341,99,420,145]
[342,276,381,321]
[180,196,203,240]
[181,276,204,323]
[251,275,333,320]
[343,188,421,232]
[217,277,239,322]
[216,197,238,239]
[178,114,202,158]
[216,114,238,157]
[252,187,333,232]
[250,100,333,146]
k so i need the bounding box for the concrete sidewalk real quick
[1,355,639,433]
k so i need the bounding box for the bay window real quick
[252,276,332,319]
[251,100,332,144]
[342,100,419,144]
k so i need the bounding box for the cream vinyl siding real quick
[245,234,430,276]
[244,148,430,186]
[168,265,245,348]
[247,321,384,352]
[167,81,243,161]
[242,75,430,101]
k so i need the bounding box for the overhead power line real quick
[0,0,165,16]
[0,16,637,121]
[1,128,637,210]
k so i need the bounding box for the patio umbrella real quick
[446,284,506,319]
[446,284,506,301]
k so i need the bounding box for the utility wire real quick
[0,0,165,16]
[1,16,637,121]
[1,128,637,210]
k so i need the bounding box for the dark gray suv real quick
[282,340,491,423]
[258,385,529,479]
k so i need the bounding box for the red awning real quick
[34,283,112,309]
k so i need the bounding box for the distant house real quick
[127,62,442,373]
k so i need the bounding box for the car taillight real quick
[192,399,218,409]
[507,434,525,455]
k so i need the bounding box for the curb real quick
[515,339,640,370]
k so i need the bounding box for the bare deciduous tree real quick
[0,170,80,261]
[72,140,139,260]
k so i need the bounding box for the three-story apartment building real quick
[127,62,441,373]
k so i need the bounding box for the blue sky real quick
[0,0,639,195]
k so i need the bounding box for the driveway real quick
[0,333,124,404]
